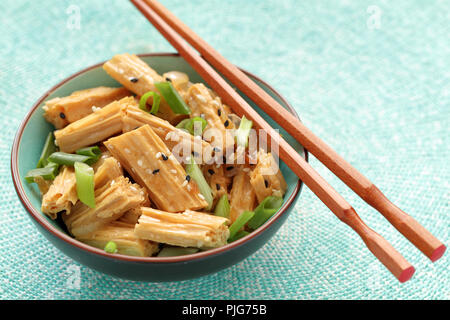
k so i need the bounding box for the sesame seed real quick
[226,166,234,171]
[130,186,138,192]
[137,159,143,167]
[213,147,221,153]
[161,153,168,161]
[208,169,215,175]
[129,77,138,83]
[59,112,66,119]
[125,148,131,154]
[224,120,229,127]
[198,193,205,200]
[182,180,188,187]
[185,175,191,182]
[243,168,250,172]
[155,152,161,159]
[165,77,172,82]
[110,180,115,186]
[146,169,152,175]
[170,169,177,174]
[192,151,200,157]
[264,180,269,188]
[217,109,222,117]
[216,184,220,190]
[152,169,160,174]
[187,185,192,191]
[196,94,207,103]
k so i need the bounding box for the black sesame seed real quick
[217,109,222,117]
[216,184,220,190]
[130,77,138,83]
[59,112,66,119]
[192,151,200,157]
[161,153,168,161]
[224,120,230,127]
[152,169,160,174]
[213,147,221,153]
[264,179,269,188]
[186,175,191,182]
[208,169,215,175]
[226,166,234,171]
[165,77,172,82]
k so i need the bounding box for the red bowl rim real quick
[10,52,308,263]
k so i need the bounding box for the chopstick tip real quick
[430,244,446,262]
[399,266,415,283]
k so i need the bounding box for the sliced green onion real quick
[48,152,91,166]
[214,194,230,218]
[25,163,59,183]
[185,117,207,136]
[185,158,213,210]
[157,246,199,257]
[247,196,283,230]
[74,162,95,208]
[235,116,253,148]
[139,91,161,115]
[154,81,190,115]
[37,132,57,168]
[104,241,117,253]
[228,230,250,243]
[228,210,254,240]
[175,118,191,131]
[76,146,102,165]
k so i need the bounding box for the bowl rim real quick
[11,52,308,263]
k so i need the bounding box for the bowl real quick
[11,53,307,282]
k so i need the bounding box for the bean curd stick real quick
[103,53,185,124]
[135,207,230,248]
[76,221,159,257]
[43,86,130,129]
[104,125,208,212]
[55,97,136,153]
[62,176,145,237]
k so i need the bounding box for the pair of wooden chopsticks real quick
[131,0,445,282]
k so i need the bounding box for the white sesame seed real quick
[198,193,205,200]
[137,159,143,167]
[170,169,177,174]
[187,184,192,191]
[195,94,207,103]
[182,180,188,187]
[155,152,161,159]
[54,139,58,146]
[169,155,176,161]
[131,168,136,173]
[130,186,138,192]
[125,148,131,154]
[110,180,115,186]
[243,168,250,172]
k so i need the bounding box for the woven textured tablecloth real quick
[0,0,448,300]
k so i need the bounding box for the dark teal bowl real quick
[11,53,307,282]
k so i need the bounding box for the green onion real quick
[25,162,59,183]
[214,194,230,218]
[247,196,283,230]
[185,117,207,136]
[139,91,161,115]
[228,230,250,243]
[235,116,253,148]
[76,146,101,165]
[228,210,255,240]
[154,81,190,115]
[176,118,190,129]
[104,241,117,253]
[74,162,95,208]
[185,158,213,210]
[157,246,199,257]
[37,132,57,168]
[48,152,91,166]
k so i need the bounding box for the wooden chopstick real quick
[131,0,416,282]
[139,0,446,263]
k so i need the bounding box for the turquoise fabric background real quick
[0,0,448,299]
